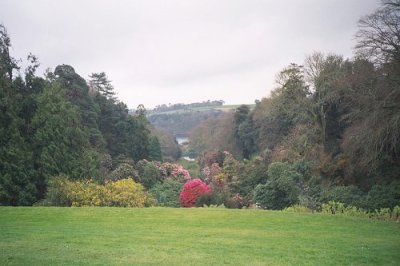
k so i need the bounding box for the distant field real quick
[147,104,255,116]
[0,207,399,265]
[214,104,256,112]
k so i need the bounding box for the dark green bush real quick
[253,162,301,210]
[196,192,216,207]
[41,176,71,206]
[364,182,400,211]
[224,195,244,209]
[149,178,183,207]
[195,187,230,207]
[109,163,138,181]
[320,185,364,207]
[229,157,268,198]
[136,160,161,189]
[253,176,299,210]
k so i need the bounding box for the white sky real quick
[0,0,379,109]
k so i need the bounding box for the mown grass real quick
[0,207,399,265]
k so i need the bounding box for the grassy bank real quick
[0,207,399,265]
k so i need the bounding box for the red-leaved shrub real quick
[179,178,211,207]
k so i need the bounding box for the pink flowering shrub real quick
[180,178,211,207]
[153,161,168,178]
[202,166,211,180]
[202,163,223,183]
[158,162,175,176]
[153,162,191,181]
[170,164,191,180]
[210,163,222,177]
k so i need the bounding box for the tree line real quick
[1,0,399,209]
[0,26,163,205]
[148,100,224,114]
[189,1,400,195]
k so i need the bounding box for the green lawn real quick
[0,207,399,265]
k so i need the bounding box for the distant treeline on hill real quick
[148,100,224,114]
[148,109,223,137]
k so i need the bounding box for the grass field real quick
[0,207,399,265]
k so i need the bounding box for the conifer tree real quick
[149,136,163,162]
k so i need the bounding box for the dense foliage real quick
[149,126,181,162]
[149,178,183,207]
[189,113,242,158]
[185,1,400,210]
[253,163,301,210]
[0,25,162,205]
[1,1,399,211]
[148,109,223,137]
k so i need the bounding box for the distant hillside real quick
[147,102,254,137]
[148,109,222,137]
[148,100,225,115]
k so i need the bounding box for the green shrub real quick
[267,162,303,183]
[283,204,313,213]
[286,200,400,222]
[109,163,138,182]
[229,157,269,199]
[149,178,183,207]
[201,204,226,208]
[320,185,364,207]
[41,176,71,206]
[393,205,400,221]
[253,177,299,210]
[321,201,346,214]
[371,206,400,221]
[196,192,216,207]
[298,194,321,211]
[321,201,400,221]
[342,205,368,218]
[253,162,301,210]
[136,160,162,189]
[364,182,400,211]
[370,208,392,221]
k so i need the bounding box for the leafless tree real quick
[355,0,400,64]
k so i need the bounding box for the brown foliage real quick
[189,113,242,158]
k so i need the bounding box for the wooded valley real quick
[0,1,399,214]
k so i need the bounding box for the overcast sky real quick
[1,0,379,109]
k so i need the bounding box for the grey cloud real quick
[0,0,379,108]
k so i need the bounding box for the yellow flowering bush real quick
[68,179,104,207]
[44,176,154,207]
[103,178,152,207]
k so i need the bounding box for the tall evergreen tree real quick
[234,105,256,159]
[32,81,99,196]
[0,24,36,205]
[54,64,105,150]
[88,72,115,100]
[149,136,163,162]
